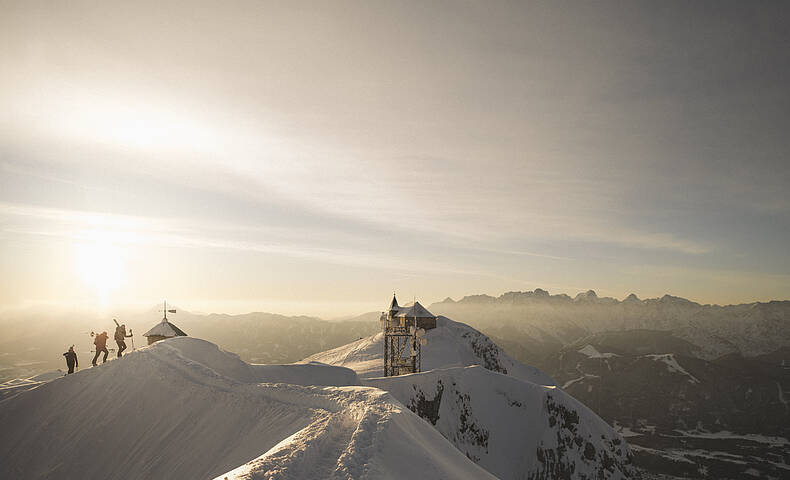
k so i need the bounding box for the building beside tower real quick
[384,294,437,331]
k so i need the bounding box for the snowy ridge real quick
[0,337,494,480]
[306,316,556,386]
[219,385,495,480]
[367,366,635,480]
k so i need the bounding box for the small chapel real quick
[143,302,187,345]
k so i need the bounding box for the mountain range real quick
[428,290,790,479]
[431,290,790,360]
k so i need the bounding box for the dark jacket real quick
[63,350,78,367]
[115,326,127,342]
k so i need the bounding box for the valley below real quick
[430,291,790,479]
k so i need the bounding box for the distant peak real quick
[574,290,598,302]
[440,297,456,303]
[661,294,687,302]
[458,294,497,304]
[657,294,700,307]
[623,293,640,303]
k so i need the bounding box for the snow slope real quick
[368,366,635,480]
[304,316,635,479]
[0,337,494,480]
[250,361,359,387]
[0,371,65,401]
[305,316,556,386]
[218,385,496,480]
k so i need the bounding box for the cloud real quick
[570,226,711,255]
[0,202,487,277]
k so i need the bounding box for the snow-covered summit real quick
[305,315,555,386]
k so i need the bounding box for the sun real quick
[74,238,126,302]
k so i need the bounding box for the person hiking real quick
[92,331,109,366]
[113,319,133,358]
[63,345,78,374]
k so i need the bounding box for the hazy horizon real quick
[1,286,787,321]
[2,1,789,318]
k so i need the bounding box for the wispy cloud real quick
[0,202,489,278]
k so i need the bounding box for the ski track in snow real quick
[220,390,368,480]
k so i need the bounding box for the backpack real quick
[115,326,125,342]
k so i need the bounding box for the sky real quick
[1,0,789,317]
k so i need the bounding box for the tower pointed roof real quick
[389,293,399,312]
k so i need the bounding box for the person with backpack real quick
[92,331,109,366]
[113,319,133,358]
[63,345,78,374]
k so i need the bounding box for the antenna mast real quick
[382,294,425,377]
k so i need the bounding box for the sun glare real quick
[74,239,126,303]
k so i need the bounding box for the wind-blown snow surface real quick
[305,316,556,386]
[0,337,494,480]
[305,317,636,480]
